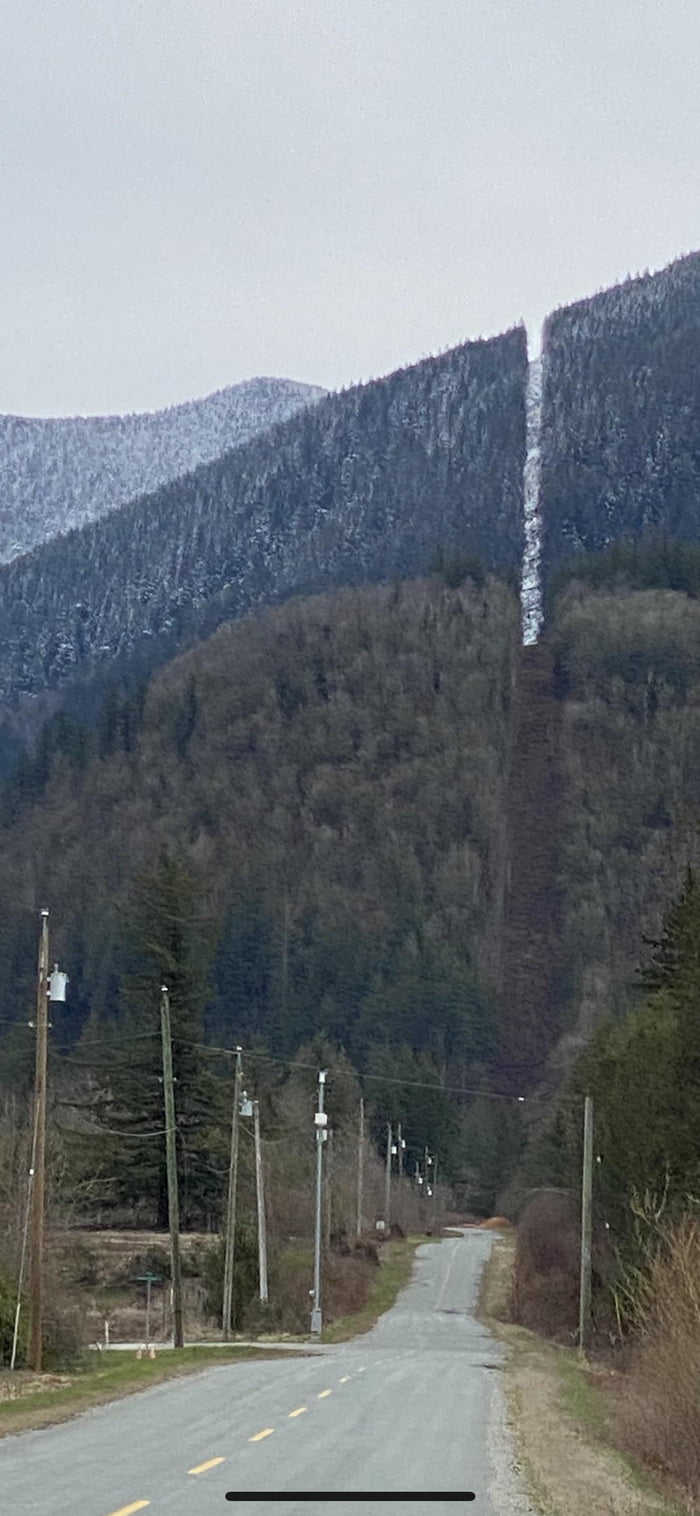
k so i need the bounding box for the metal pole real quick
[578,1094,594,1357]
[384,1123,392,1232]
[253,1099,269,1304]
[160,986,184,1348]
[311,1069,327,1335]
[11,1089,41,1370]
[324,1127,334,1252]
[222,1046,243,1340]
[28,909,49,1372]
[400,1127,406,1230]
[356,1096,365,1238]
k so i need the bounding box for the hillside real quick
[0,574,522,1089]
[0,329,527,727]
[0,378,325,563]
[539,249,700,597]
[542,578,700,1056]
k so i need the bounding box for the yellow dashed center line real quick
[249,1427,275,1442]
[339,1375,351,1383]
[188,1457,226,1475]
[288,1406,307,1418]
[105,1504,150,1516]
[357,1366,366,1373]
[317,1388,332,1398]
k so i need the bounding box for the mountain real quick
[539,250,700,598]
[0,378,325,563]
[0,573,521,1081]
[0,329,527,723]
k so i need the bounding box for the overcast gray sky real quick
[2,0,699,416]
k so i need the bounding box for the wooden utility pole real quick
[384,1123,392,1232]
[356,1096,365,1238]
[160,986,184,1348]
[578,1094,594,1357]
[222,1047,243,1340]
[28,909,50,1372]
[253,1099,268,1304]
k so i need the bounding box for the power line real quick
[171,1037,527,1101]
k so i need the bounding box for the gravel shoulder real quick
[479,1231,685,1516]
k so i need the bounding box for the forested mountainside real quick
[0,378,324,563]
[543,573,700,1053]
[0,575,521,1131]
[539,249,700,596]
[3,552,700,1210]
[0,330,526,724]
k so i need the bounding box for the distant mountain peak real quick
[0,376,326,563]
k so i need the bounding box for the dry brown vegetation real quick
[511,1191,580,1341]
[613,1217,700,1507]
[483,1230,685,1516]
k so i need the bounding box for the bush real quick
[42,1298,88,1371]
[116,1245,171,1286]
[201,1225,259,1329]
[615,1215,700,1501]
[511,1191,580,1340]
[0,1263,22,1366]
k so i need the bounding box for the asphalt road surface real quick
[0,1231,534,1516]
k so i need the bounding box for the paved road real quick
[1,1231,533,1516]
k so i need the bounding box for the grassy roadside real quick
[479,1231,684,1516]
[321,1234,435,1343]
[0,1346,287,1439]
[0,1236,432,1436]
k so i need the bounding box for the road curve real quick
[0,1231,534,1516]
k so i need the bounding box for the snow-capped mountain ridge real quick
[0,377,325,564]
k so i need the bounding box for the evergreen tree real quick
[84,852,226,1227]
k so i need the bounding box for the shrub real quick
[42,1298,88,1371]
[0,1263,22,1366]
[511,1191,580,1340]
[116,1245,171,1286]
[615,1215,700,1501]
[201,1225,259,1329]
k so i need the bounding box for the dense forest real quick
[0,571,523,1217]
[4,551,700,1217]
[0,330,527,748]
[0,377,324,563]
[539,249,700,596]
[544,562,700,1048]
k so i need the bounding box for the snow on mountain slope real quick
[522,356,543,644]
[0,377,326,563]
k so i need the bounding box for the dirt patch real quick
[0,1371,71,1402]
[480,1234,684,1516]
